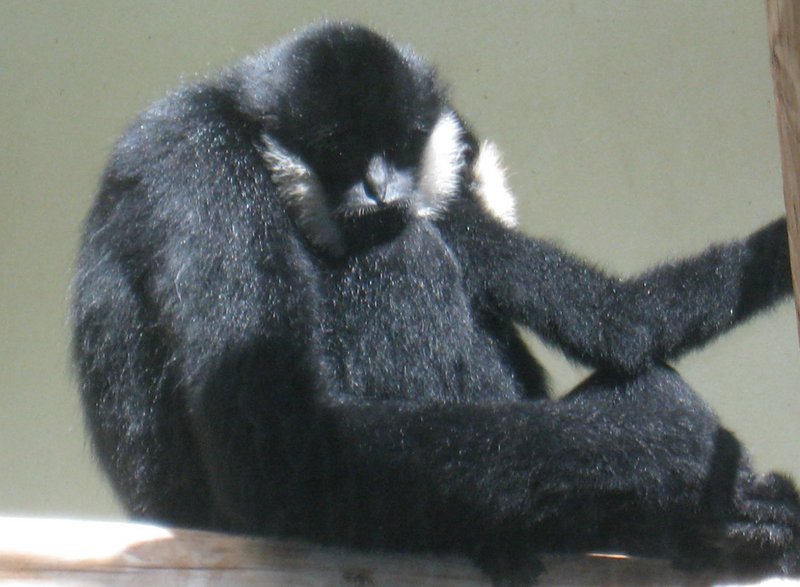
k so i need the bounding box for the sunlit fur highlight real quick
[259,133,345,256]
[472,140,517,227]
[417,111,466,218]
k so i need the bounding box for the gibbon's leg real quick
[560,364,800,574]
[324,365,799,578]
[191,353,799,580]
[73,254,213,528]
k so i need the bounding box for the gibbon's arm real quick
[80,85,322,401]
[438,198,792,374]
[74,86,350,522]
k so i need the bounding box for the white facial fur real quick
[259,134,346,256]
[471,140,517,227]
[258,111,517,254]
[416,111,467,218]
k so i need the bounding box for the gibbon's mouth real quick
[332,198,414,220]
[333,199,414,251]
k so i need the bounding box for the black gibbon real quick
[72,22,800,585]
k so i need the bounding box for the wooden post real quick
[766,0,800,339]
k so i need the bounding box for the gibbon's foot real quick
[713,471,800,575]
[680,470,800,576]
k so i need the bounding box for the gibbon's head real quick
[236,22,515,254]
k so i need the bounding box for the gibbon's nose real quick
[364,155,391,203]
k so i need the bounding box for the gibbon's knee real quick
[567,362,708,408]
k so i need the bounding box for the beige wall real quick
[1,1,797,520]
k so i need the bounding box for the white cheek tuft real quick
[472,140,517,227]
[259,134,345,256]
[417,111,466,218]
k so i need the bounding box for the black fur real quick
[72,23,800,585]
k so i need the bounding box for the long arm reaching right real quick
[439,197,792,374]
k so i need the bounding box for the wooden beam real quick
[0,518,794,586]
[766,0,800,340]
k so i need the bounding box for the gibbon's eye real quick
[383,128,427,170]
[406,128,430,158]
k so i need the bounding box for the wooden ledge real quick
[0,517,796,586]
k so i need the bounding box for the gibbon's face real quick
[247,24,515,256]
[252,24,471,254]
[260,109,467,254]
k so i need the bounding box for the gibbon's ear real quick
[471,140,517,227]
